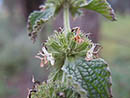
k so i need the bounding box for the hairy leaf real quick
[30,81,80,98]
[69,0,86,17]
[62,58,112,98]
[46,0,64,14]
[80,0,116,21]
[27,6,55,42]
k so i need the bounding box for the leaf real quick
[27,6,55,42]
[69,0,86,17]
[46,0,64,14]
[62,57,112,98]
[30,81,80,98]
[80,0,116,21]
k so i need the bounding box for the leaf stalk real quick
[63,3,71,34]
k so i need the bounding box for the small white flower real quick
[35,47,55,67]
[86,44,96,61]
[42,47,55,66]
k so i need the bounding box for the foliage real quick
[27,6,55,42]
[62,58,112,98]
[27,0,116,42]
[27,0,116,98]
[80,0,116,21]
[31,81,80,98]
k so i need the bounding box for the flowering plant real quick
[27,0,116,98]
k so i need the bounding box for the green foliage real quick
[27,0,115,98]
[80,0,116,21]
[62,57,112,98]
[27,0,116,42]
[31,81,80,98]
[46,31,91,59]
[46,0,64,14]
[46,30,92,81]
[27,5,55,42]
[29,29,112,98]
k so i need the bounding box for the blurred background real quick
[0,0,130,98]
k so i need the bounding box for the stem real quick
[64,3,71,34]
[62,72,65,83]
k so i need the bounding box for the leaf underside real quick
[80,0,116,21]
[27,7,55,42]
[62,58,112,98]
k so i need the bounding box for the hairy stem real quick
[62,72,65,83]
[64,3,71,34]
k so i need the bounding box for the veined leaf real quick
[62,57,112,98]
[69,0,86,17]
[27,6,55,42]
[80,0,116,21]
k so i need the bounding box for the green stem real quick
[62,72,65,83]
[64,3,71,34]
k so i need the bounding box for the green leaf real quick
[27,6,55,42]
[69,0,86,17]
[46,0,64,14]
[62,58,112,98]
[80,0,116,21]
[30,81,80,98]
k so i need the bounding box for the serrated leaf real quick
[27,6,55,42]
[69,0,86,17]
[62,58,112,98]
[80,0,116,21]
